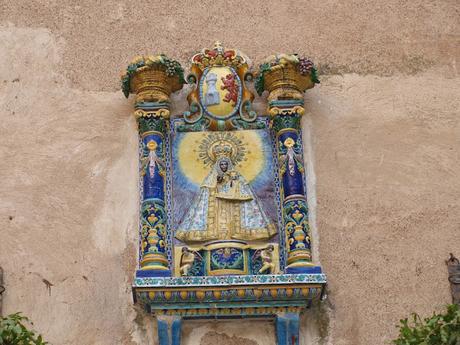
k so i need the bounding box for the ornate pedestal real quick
[174,241,281,276]
[123,44,325,345]
[134,273,325,345]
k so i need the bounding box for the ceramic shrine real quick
[121,42,326,345]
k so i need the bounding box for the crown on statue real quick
[198,133,246,167]
[210,141,234,161]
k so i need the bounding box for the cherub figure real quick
[179,247,194,276]
[256,245,276,274]
[179,247,202,276]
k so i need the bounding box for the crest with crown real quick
[189,41,247,74]
[177,42,262,132]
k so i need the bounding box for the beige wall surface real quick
[0,1,459,344]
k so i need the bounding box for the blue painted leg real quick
[157,316,182,345]
[276,313,300,345]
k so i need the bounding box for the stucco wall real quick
[0,1,459,344]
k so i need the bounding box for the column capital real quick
[121,56,181,277]
[255,54,319,110]
[121,54,185,108]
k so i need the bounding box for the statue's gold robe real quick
[175,167,276,243]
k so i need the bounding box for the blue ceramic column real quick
[136,113,170,276]
[257,55,321,273]
[271,103,318,273]
[122,55,185,277]
[157,316,182,345]
[276,313,300,345]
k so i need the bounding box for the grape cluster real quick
[165,60,178,76]
[298,57,314,75]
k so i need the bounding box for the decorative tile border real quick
[135,286,323,304]
[153,305,305,317]
[134,273,326,287]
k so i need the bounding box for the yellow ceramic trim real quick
[141,130,164,139]
[135,284,322,293]
[275,127,299,138]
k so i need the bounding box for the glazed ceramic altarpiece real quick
[122,42,326,345]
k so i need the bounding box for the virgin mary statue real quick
[175,143,276,243]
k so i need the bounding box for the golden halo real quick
[208,140,236,163]
[147,140,158,151]
[177,131,264,185]
[197,132,247,167]
[284,138,295,148]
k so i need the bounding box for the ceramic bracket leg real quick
[276,313,300,345]
[157,316,182,345]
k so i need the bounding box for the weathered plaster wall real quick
[0,1,459,344]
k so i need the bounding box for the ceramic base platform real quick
[133,273,326,345]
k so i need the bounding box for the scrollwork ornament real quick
[134,108,171,119]
[269,105,305,117]
[239,100,258,122]
[186,73,198,84]
[183,101,204,124]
